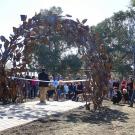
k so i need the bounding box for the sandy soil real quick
[0,100,135,135]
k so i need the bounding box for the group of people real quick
[109,77,135,107]
[38,69,84,104]
[14,69,135,107]
[13,69,84,104]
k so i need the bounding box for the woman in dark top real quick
[72,82,84,101]
[127,78,133,102]
[68,83,74,99]
[113,80,120,89]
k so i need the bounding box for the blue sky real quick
[0,0,130,38]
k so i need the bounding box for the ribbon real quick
[10,76,88,83]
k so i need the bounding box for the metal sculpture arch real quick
[0,12,112,109]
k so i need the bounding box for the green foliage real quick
[49,6,63,15]
[35,43,82,75]
[40,6,63,15]
[35,44,61,74]
[60,55,82,75]
[95,9,135,76]
[131,0,135,7]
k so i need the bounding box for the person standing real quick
[64,83,69,99]
[38,69,49,104]
[108,78,114,99]
[120,78,127,95]
[129,79,135,107]
[25,72,31,98]
[127,78,133,102]
[53,77,59,101]
[31,76,37,98]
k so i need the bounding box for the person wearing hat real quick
[38,68,49,104]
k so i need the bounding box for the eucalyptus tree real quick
[94,9,135,76]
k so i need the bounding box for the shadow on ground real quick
[0,103,60,120]
[62,106,129,124]
[0,104,130,135]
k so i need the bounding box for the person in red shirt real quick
[31,76,37,98]
[121,78,129,103]
[121,79,127,91]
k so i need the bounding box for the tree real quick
[60,55,82,76]
[131,0,135,7]
[33,7,83,75]
[94,9,135,76]
[35,44,61,74]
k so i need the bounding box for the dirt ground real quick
[0,100,135,135]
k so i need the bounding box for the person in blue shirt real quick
[53,77,59,101]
